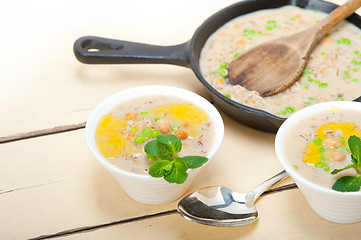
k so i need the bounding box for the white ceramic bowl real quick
[86,85,224,205]
[275,101,361,223]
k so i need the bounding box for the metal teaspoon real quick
[177,170,289,227]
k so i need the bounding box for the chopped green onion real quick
[343,71,350,78]
[220,62,228,69]
[335,97,344,101]
[320,155,327,161]
[224,93,231,99]
[233,53,240,59]
[304,101,311,105]
[277,110,287,115]
[351,59,358,65]
[308,97,315,101]
[342,38,351,45]
[324,165,330,172]
[315,161,325,168]
[300,84,309,90]
[141,127,151,139]
[172,125,180,131]
[151,129,160,138]
[154,117,160,122]
[313,137,322,146]
[248,29,257,36]
[351,78,359,83]
[318,147,326,153]
[290,17,296,22]
[292,165,298,170]
[134,135,146,144]
[219,68,228,77]
[285,106,295,113]
[130,126,138,133]
[319,83,328,88]
[140,111,148,116]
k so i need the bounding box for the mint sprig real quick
[145,134,208,184]
[331,135,361,192]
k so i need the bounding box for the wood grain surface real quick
[2,0,361,239]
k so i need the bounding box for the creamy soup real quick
[284,107,361,190]
[95,95,214,174]
[200,6,361,117]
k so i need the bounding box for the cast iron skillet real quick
[74,0,361,133]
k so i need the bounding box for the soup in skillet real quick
[200,6,361,117]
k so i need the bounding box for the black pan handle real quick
[73,36,191,67]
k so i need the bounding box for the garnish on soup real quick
[95,96,214,183]
[299,118,361,192]
[145,134,208,184]
[331,135,361,192]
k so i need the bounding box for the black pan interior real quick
[187,0,361,133]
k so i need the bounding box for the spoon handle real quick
[315,0,361,40]
[249,170,288,201]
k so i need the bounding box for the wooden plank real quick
[54,189,361,240]
[0,0,240,137]
[0,113,292,240]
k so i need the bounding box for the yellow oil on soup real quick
[95,114,128,158]
[95,102,209,158]
[303,122,361,164]
[150,103,208,137]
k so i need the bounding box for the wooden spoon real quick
[227,0,361,97]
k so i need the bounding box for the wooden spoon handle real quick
[315,0,361,40]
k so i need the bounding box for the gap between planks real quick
[28,184,297,240]
[1,119,298,239]
[0,122,86,144]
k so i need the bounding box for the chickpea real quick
[330,150,346,162]
[155,119,171,134]
[174,129,188,140]
[323,138,341,149]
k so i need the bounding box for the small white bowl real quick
[86,85,224,205]
[275,101,361,223]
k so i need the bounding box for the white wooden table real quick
[1,0,361,239]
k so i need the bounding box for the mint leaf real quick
[174,157,188,172]
[164,160,188,184]
[144,140,173,160]
[349,135,361,164]
[183,156,208,169]
[156,134,182,156]
[144,134,207,184]
[331,164,353,175]
[332,176,361,192]
[149,160,172,178]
